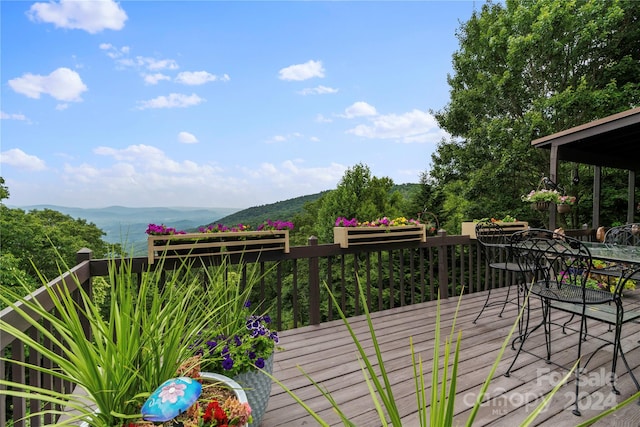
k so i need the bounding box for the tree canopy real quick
[0,179,123,293]
[430,0,640,231]
[315,163,404,242]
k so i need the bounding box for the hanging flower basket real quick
[531,201,551,211]
[557,203,571,214]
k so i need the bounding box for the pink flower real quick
[158,381,186,403]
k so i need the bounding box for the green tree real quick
[0,253,38,309]
[316,163,403,242]
[431,0,640,230]
[0,204,122,284]
[0,177,9,201]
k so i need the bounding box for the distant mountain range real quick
[14,184,417,256]
[13,204,240,255]
[13,194,327,256]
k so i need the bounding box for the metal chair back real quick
[475,221,516,271]
[511,228,597,303]
[604,223,640,247]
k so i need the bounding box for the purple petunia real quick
[145,223,186,235]
[194,307,279,376]
[222,355,234,370]
[257,219,294,231]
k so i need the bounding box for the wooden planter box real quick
[147,230,289,263]
[333,224,426,248]
[461,221,528,239]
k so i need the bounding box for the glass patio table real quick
[584,241,640,264]
[583,242,640,281]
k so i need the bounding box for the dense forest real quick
[428,0,639,232]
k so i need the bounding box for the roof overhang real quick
[531,107,640,171]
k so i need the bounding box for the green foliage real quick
[0,253,37,309]
[0,177,8,201]
[212,192,327,231]
[196,261,279,377]
[430,0,640,230]
[316,164,404,242]
[0,204,123,283]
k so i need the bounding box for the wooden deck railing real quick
[0,228,596,427]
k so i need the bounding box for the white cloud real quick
[100,45,179,74]
[178,131,198,144]
[8,67,88,102]
[278,60,325,81]
[55,144,235,205]
[346,109,450,144]
[343,101,377,118]
[266,133,304,144]
[270,135,287,143]
[175,71,230,85]
[136,93,205,110]
[55,103,69,111]
[28,0,127,34]
[315,114,333,123]
[137,57,179,71]
[0,148,47,171]
[14,146,344,208]
[100,43,130,60]
[297,85,338,95]
[143,73,171,85]
[243,159,347,183]
[0,111,28,121]
[243,160,346,190]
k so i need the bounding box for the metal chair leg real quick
[473,288,493,324]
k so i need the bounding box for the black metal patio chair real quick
[604,223,640,247]
[505,228,640,416]
[473,221,533,324]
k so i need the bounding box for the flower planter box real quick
[148,230,290,263]
[461,221,529,239]
[333,224,426,248]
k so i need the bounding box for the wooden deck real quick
[261,287,640,426]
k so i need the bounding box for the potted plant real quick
[333,216,426,248]
[556,195,577,214]
[521,189,561,211]
[193,300,279,427]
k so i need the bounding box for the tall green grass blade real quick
[465,285,531,426]
[260,368,332,427]
[359,357,389,427]
[519,362,577,426]
[324,279,402,425]
[575,391,640,427]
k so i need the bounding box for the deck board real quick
[261,287,640,426]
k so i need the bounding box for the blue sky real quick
[1,0,476,209]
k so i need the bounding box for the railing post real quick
[437,230,449,298]
[76,248,93,340]
[307,236,321,325]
